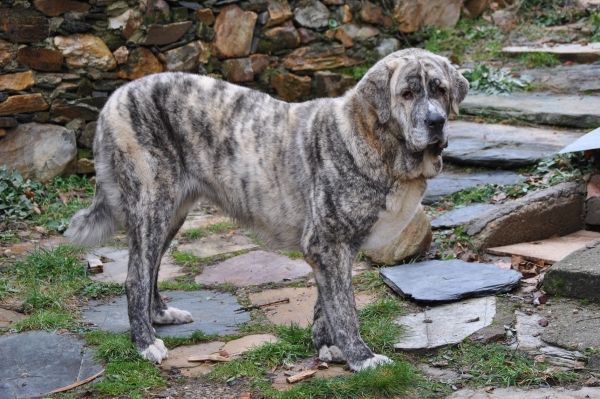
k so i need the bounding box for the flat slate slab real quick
[544,240,600,300]
[0,331,103,399]
[195,250,312,287]
[502,43,600,64]
[448,387,600,399]
[460,92,600,129]
[487,230,600,265]
[423,171,522,204]
[85,246,186,284]
[431,203,498,230]
[394,296,495,350]
[248,287,375,328]
[380,260,522,303]
[520,64,600,93]
[444,121,583,168]
[81,290,250,336]
[177,234,258,259]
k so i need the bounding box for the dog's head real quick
[355,48,469,177]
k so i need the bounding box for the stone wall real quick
[0,0,469,181]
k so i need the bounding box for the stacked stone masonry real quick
[0,0,466,180]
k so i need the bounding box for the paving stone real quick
[445,121,584,168]
[559,126,600,154]
[465,182,586,249]
[520,64,600,93]
[460,93,600,129]
[431,204,498,230]
[221,334,277,356]
[487,230,600,265]
[423,171,522,205]
[195,250,311,287]
[180,212,231,232]
[380,260,522,303]
[540,301,600,352]
[394,297,496,350]
[160,341,224,377]
[512,311,585,369]
[178,234,258,260]
[81,290,250,336]
[544,239,600,300]
[0,331,102,399]
[0,308,26,329]
[85,246,185,284]
[248,287,375,327]
[447,387,600,399]
[503,43,600,64]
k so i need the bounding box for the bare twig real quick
[48,369,104,394]
[187,354,231,362]
[234,298,289,312]
[286,369,317,384]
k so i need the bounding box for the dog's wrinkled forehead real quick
[389,53,450,95]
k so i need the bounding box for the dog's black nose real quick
[425,113,445,130]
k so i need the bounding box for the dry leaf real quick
[239,394,251,399]
[511,255,523,270]
[534,354,546,363]
[587,181,600,200]
[541,76,550,83]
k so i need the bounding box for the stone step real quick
[544,240,600,301]
[423,171,522,205]
[502,43,600,63]
[519,64,600,94]
[460,92,600,129]
[445,121,583,168]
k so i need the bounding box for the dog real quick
[66,48,469,371]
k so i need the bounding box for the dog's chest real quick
[361,179,427,251]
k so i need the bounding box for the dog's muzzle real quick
[428,139,448,156]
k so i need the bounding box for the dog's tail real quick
[65,182,119,247]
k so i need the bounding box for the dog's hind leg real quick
[124,195,182,364]
[150,205,194,326]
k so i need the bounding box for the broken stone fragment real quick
[293,0,330,29]
[0,8,50,43]
[116,47,162,79]
[314,71,355,98]
[283,44,360,71]
[54,34,117,71]
[0,94,49,116]
[213,5,257,59]
[359,1,393,27]
[33,0,91,17]
[270,73,311,102]
[0,71,35,92]
[266,0,293,27]
[16,47,64,72]
[142,21,193,46]
[221,58,254,83]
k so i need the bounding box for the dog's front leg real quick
[304,240,392,371]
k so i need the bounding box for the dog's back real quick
[66,73,312,249]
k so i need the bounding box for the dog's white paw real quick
[350,354,393,372]
[140,338,169,364]
[153,307,193,325]
[318,345,346,363]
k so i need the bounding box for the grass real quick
[429,343,578,387]
[518,52,560,69]
[182,221,238,239]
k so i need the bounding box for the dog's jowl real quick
[66,48,469,371]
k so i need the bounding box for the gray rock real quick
[587,197,600,226]
[0,123,76,182]
[447,387,600,399]
[293,0,330,29]
[520,64,600,93]
[374,38,400,60]
[431,203,498,230]
[423,171,522,204]
[78,121,97,149]
[544,240,600,300]
[445,121,584,168]
[465,181,586,249]
[380,260,522,303]
[81,290,250,336]
[0,331,102,399]
[460,93,600,129]
[589,354,600,371]
[539,301,600,351]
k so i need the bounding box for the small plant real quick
[591,13,600,42]
[0,167,41,223]
[463,64,534,95]
[183,221,238,239]
[519,52,560,69]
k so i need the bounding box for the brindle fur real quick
[66,48,469,371]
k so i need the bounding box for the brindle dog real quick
[67,48,469,371]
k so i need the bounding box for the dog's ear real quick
[448,65,469,115]
[357,62,392,124]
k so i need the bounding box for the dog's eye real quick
[437,87,447,96]
[402,91,413,100]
